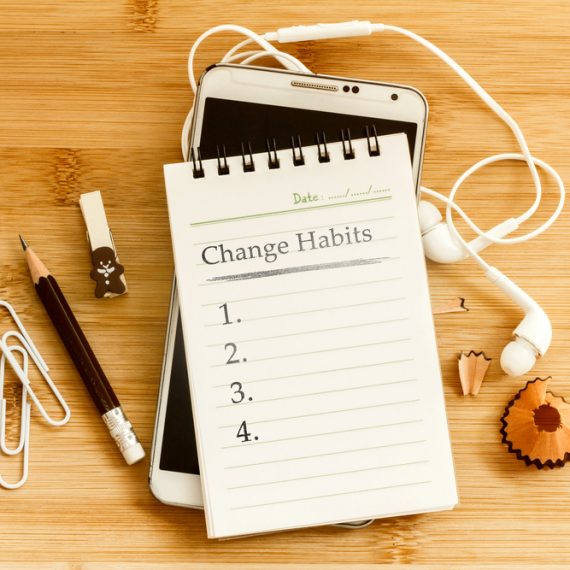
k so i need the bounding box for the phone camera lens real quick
[391,93,399,101]
[343,85,350,93]
[352,86,360,94]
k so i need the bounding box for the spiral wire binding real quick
[241,142,255,172]
[341,128,355,160]
[366,125,380,156]
[188,127,381,177]
[190,147,204,179]
[315,131,330,163]
[266,138,280,170]
[291,135,305,166]
[216,145,230,175]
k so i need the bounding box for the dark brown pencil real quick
[20,236,145,465]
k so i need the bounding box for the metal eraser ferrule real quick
[102,406,144,465]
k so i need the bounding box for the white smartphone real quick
[149,63,428,508]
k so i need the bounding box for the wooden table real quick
[0,0,568,567]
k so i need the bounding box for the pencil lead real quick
[19,235,28,251]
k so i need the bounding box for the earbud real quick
[418,201,466,263]
[418,201,520,264]
[418,200,552,377]
[485,267,552,377]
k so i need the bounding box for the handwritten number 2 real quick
[225,342,240,364]
[225,342,247,364]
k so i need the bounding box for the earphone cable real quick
[182,22,565,264]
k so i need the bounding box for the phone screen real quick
[159,96,419,475]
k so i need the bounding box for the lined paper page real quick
[164,134,457,538]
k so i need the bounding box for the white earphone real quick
[185,21,565,377]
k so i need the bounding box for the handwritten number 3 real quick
[231,382,245,404]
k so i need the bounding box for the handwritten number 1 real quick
[219,303,232,325]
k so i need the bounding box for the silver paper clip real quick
[0,300,70,489]
[0,345,31,489]
[0,331,71,427]
[0,345,29,455]
[0,300,48,371]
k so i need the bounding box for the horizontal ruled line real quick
[221,418,422,449]
[224,438,426,469]
[207,317,408,343]
[216,378,417,408]
[190,195,391,227]
[227,459,430,490]
[193,215,395,245]
[231,480,432,510]
[250,338,411,363]
[218,398,419,428]
[212,358,414,388]
[211,338,410,367]
[203,276,403,307]
[246,296,405,322]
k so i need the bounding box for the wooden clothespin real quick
[79,191,127,299]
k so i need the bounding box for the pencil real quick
[20,235,145,465]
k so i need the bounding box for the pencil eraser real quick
[122,442,145,465]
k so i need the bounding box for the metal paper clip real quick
[0,345,29,454]
[0,300,48,372]
[0,300,70,490]
[0,344,31,489]
[0,331,70,427]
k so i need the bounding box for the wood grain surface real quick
[0,0,569,566]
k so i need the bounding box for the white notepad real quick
[164,133,457,538]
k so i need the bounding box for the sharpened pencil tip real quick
[19,235,28,251]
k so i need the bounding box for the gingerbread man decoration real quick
[90,246,126,298]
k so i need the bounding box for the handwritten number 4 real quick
[236,420,257,442]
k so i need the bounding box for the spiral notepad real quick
[164,131,457,538]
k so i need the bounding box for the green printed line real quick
[190,196,391,227]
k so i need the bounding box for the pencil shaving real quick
[501,377,570,469]
[432,297,468,314]
[458,350,491,396]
